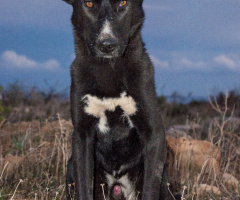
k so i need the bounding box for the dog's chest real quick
[82,92,137,134]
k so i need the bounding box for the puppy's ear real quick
[62,0,74,4]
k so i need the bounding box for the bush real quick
[216,89,240,117]
[0,86,9,122]
[1,82,70,122]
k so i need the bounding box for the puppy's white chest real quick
[82,92,137,133]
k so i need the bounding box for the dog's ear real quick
[62,0,74,4]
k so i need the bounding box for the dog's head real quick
[63,0,144,58]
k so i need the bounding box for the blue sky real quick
[0,0,240,98]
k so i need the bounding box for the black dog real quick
[63,0,175,199]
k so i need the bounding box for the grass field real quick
[0,85,239,199]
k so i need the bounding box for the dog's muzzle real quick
[97,38,117,54]
[96,37,120,58]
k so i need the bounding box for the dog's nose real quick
[98,38,117,54]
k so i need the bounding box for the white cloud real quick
[41,59,60,70]
[180,58,205,68]
[179,58,194,66]
[150,55,169,70]
[0,50,60,71]
[213,55,236,70]
[152,52,240,72]
[179,58,206,70]
[1,50,37,68]
[176,55,240,72]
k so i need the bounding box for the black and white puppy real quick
[63,0,175,199]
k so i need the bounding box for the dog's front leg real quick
[128,68,167,199]
[142,106,167,200]
[69,75,95,200]
[132,109,166,200]
[142,131,166,200]
[72,127,95,200]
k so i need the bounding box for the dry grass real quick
[0,114,72,199]
[167,92,240,199]
[0,92,239,199]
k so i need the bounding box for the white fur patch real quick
[102,21,112,35]
[98,114,110,133]
[82,92,137,133]
[98,20,115,40]
[106,173,136,200]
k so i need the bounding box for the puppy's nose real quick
[98,38,117,54]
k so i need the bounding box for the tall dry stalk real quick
[209,91,235,147]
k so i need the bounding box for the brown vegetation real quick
[0,117,72,199]
[0,84,240,199]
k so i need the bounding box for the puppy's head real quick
[63,0,144,58]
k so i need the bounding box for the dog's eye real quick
[86,1,93,7]
[119,1,127,7]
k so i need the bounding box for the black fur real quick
[63,0,177,199]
